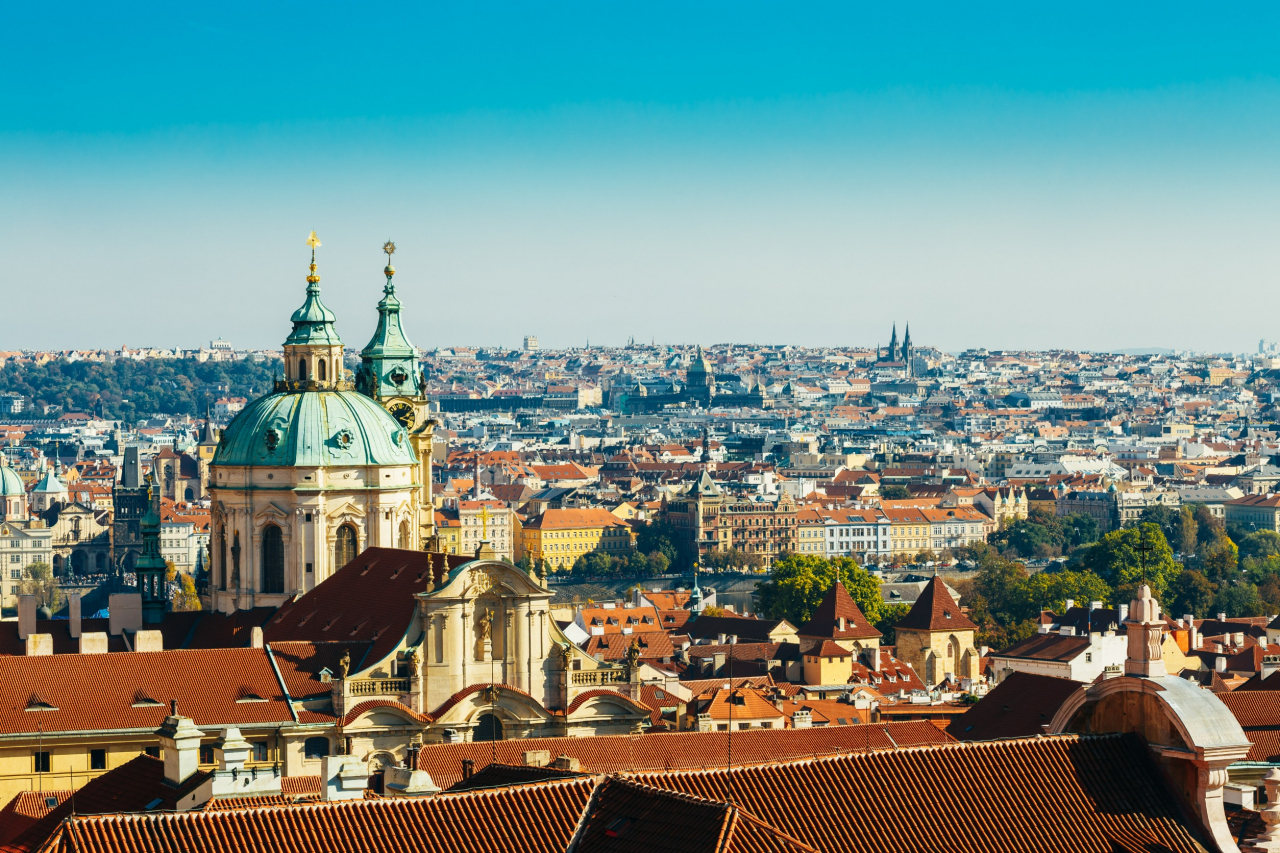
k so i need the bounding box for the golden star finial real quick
[383,240,396,257]
[307,231,322,249]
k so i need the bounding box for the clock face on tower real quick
[387,399,417,431]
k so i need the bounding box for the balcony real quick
[349,678,410,697]
[570,670,627,687]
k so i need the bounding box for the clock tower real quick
[356,242,437,546]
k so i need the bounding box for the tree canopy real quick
[755,553,885,626]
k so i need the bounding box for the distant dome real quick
[213,389,418,468]
[36,606,51,620]
[0,464,23,497]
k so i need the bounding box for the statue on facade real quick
[477,608,494,642]
[625,636,642,672]
[406,648,419,676]
[338,648,351,679]
[557,643,573,670]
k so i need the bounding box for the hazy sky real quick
[2,3,1279,353]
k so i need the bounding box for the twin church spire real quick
[281,232,422,399]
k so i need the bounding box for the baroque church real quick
[207,237,436,613]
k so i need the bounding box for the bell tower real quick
[135,475,168,625]
[356,241,437,548]
[281,232,346,390]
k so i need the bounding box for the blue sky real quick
[2,3,1279,352]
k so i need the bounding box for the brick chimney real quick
[17,595,36,641]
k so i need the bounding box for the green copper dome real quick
[284,280,343,347]
[213,390,418,468]
[0,463,23,497]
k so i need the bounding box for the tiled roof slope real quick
[569,776,815,853]
[894,576,975,632]
[417,723,952,789]
[268,640,370,700]
[796,582,881,640]
[0,648,293,736]
[633,734,1204,853]
[991,632,1091,662]
[1219,691,1280,761]
[0,792,69,846]
[264,548,471,668]
[446,763,587,792]
[2,756,210,853]
[40,777,597,853]
[947,672,1082,741]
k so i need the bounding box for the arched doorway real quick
[261,525,284,594]
[51,554,63,574]
[473,713,503,742]
[334,523,358,570]
[70,550,87,575]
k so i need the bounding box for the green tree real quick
[1214,581,1266,618]
[20,562,61,612]
[875,602,912,645]
[1190,504,1223,550]
[1071,523,1180,600]
[171,573,202,611]
[1165,570,1216,619]
[1061,513,1100,551]
[635,520,679,567]
[516,553,534,573]
[878,485,911,500]
[1014,569,1113,617]
[755,554,884,626]
[1239,530,1280,562]
[1196,536,1240,586]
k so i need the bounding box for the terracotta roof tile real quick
[894,576,975,632]
[0,648,293,736]
[796,583,881,641]
[631,734,1204,853]
[0,792,69,846]
[416,722,951,789]
[946,672,1082,741]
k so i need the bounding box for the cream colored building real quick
[893,577,979,684]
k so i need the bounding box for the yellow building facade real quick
[520,508,634,571]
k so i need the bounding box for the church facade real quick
[207,237,436,613]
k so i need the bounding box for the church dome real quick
[0,463,23,497]
[213,389,418,469]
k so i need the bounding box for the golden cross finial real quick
[479,504,490,540]
[306,231,322,283]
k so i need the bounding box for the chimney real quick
[696,713,713,732]
[522,750,551,768]
[25,634,52,656]
[250,627,263,649]
[1234,632,1245,647]
[550,755,581,771]
[792,709,812,729]
[322,755,371,801]
[1065,598,1075,611]
[461,759,475,780]
[17,595,36,641]
[215,727,251,772]
[1059,625,1075,637]
[68,593,82,639]
[1089,601,1102,611]
[717,633,727,645]
[134,630,163,653]
[1215,656,1228,673]
[108,593,143,636]
[1214,642,1224,654]
[1263,655,1280,681]
[837,616,847,631]
[156,706,205,786]
[1118,604,1130,623]
[80,632,108,654]
[1218,612,1227,622]
[729,635,738,645]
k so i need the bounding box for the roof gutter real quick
[264,642,299,723]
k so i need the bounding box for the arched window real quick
[261,524,284,594]
[304,737,330,760]
[398,520,410,550]
[184,487,194,501]
[335,523,358,570]
[230,532,241,587]
[318,359,326,381]
[298,358,307,381]
[474,713,503,742]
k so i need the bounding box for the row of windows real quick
[30,738,329,774]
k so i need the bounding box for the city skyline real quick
[4,4,1279,351]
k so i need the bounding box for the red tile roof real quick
[416,723,952,789]
[584,632,674,662]
[991,632,1091,662]
[39,777,598,853]
[632,734,1204,853]
[894,576,975,632]
[0,648,293,736]
[947,672,1082,741]
[572,775,815,853]
[796,582,881,641]
[264,548,469,671]
[0,792,69,846]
